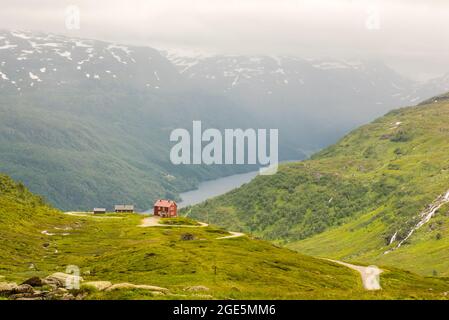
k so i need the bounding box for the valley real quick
[188,92,449,277]
[1,173,449,300]
[1,29,448,212]
[3,28,449,301]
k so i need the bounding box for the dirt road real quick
[326,259,382,290]
[139,216,208,227]
[139,216,245,240]
[216,231,245,239]
[64,211,123,219]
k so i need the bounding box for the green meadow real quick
[1,173,449,299]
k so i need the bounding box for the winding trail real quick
[64,211,123,219]
[139,216,244,240]
[325,259,383,290]
[216,231,245,239]
[139,216,208,228]
[63,212,243,240]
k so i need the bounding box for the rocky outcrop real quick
[1,274,169,299]
[0,283,33,295]
[22,277,43,287]
[83,281,112,291]
[105,283,168,293]
[184,285,210,292]
[12,284,34,294]
[0,274,84,300]
[0,282,17,295]
[0,282,64,300]
[43,272,83,289]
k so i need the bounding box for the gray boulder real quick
[0,282,17,295]
[22,277,43,287]
[12,284,34,294]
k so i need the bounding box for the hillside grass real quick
[2,173,449,299]
[158,217,201,226]
[187,96,449,276]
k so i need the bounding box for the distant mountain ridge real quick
[0,30,259,210]
[0,30,182,92]
[164,50,449,150]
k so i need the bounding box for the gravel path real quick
[139,216,245,240]
[325,259,383,290]
[216,231,245,239]
[139,216,208,228]
[64,211,123,219]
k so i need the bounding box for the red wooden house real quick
[153,199,177,218]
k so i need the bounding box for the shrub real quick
[180,233,195,241]
[390,130,411,142]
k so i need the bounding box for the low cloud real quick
[1,0,449,79]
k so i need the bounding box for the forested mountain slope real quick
[189,92,449,276]
[1,29,447,211]
[0,30,257,210]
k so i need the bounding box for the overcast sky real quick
[1,0,449,80]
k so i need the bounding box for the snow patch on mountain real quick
[0,71,9,80]
[0,43,17,50]
[0,29,448,107]
[29,72,41,82]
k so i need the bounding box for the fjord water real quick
[177,160,300,208]
[178,170,259,208]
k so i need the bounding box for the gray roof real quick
[114,205,134,210]
[93,208,106,211]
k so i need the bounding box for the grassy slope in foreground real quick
[1,173,449,299]
[188,93,449,276]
